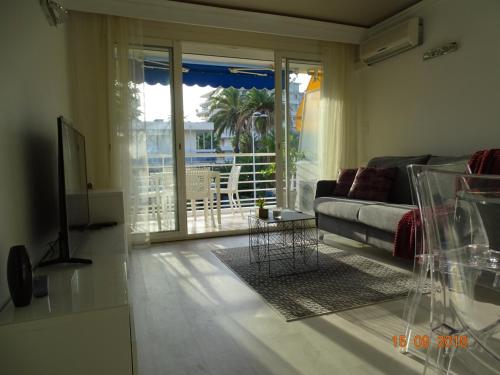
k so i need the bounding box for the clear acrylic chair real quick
[403,163,472,357]
[411,169,500,374]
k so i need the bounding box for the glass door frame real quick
[144,45,322,242]
[273,52,285,208]
[147,40,189,242]
[274,52,323,211]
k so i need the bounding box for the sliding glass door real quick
[130,47,183,239]
[128,45,322,241]
[282,59,322,214]
[131,43,281,240]
[180,49,276,236]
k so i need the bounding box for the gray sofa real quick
[314,154,470,253]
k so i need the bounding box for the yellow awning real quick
[295,77,321,132]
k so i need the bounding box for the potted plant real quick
[256,198,268,219]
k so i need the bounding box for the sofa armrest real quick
[315,180,337,198]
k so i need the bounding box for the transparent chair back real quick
[404,163,472,356]
[412,169,500,374]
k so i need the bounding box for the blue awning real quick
[143,59,275,90]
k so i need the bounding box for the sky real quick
[138,84,213,122]
[138,73,311,122]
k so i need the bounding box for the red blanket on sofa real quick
[393,149,500,259]
[393,209,420,259]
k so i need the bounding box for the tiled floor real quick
[129,233,428,375]
[187,208,253,235]
[133,208,256,235]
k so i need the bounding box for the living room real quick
[1,0,499,374]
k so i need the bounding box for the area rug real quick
[212,244,427,321]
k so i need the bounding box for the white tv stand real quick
[0,191,135,375]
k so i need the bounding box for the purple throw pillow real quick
[348,167,398,202]
[333,168,358,197]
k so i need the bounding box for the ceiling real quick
[170,0,421,27]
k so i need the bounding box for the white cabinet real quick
[0,192,134,375]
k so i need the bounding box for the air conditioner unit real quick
[360,17,422,66]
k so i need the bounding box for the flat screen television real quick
[39,117,92,266]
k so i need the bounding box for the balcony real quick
[131,151,277,236]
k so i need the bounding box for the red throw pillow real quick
[333,168,358,197]
[348,167,398,202]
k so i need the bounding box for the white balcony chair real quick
[186,167,214,225]
[130,169,175,233]
[214,165,243,218]
[130,173,158,233]
[151,170,175,231]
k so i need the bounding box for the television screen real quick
[58,117,90,261]
[61,121,89,229]
[38,117,92,267]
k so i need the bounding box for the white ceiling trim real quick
[64,0,367,44]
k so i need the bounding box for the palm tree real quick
[240,88,274,136]
[207,87,275,152]
[208,87,248,153]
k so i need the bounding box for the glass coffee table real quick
[248,210,319,277]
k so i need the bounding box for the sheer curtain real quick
[318,42,358,180]
[68,12,150,245]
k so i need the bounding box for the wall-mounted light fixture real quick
[40,0,68,27]
[423,42,458,61]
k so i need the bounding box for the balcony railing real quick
[185,152,276,209]
[138,152,277,212]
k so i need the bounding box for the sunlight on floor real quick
[187,208,254,235]
[130,235,425,375]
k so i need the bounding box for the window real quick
[196,131,213,150]
[146,134,161,154]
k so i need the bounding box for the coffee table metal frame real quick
[248,211,319,277]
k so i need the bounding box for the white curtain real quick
[318,42,358,180]
[68,12,150,245]
[67,12,111,189]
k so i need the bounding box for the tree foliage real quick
[207,87,275,153]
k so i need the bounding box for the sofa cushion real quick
[358,203,415,233]
[348,167,398,202]
[314,197,378,222]
[427,155,470,172]
[367,155,431,204]
[333,168,358,197]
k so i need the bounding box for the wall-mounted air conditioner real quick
[360,17,423,66]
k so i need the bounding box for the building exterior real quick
[135,84,302,168]
[135,119,233,166]
[288,81,301,126]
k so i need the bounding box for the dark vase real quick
[7,245,33,307]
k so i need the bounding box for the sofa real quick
[314,154,470,253]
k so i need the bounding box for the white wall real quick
[359,0,500,163]
[0,2,71,305]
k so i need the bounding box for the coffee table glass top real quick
[251,209,315,224]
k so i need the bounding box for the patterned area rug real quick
[212,244,424,321]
